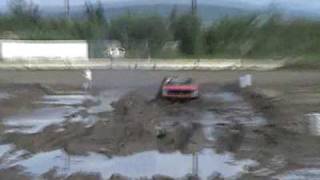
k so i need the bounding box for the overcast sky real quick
[0,0,320,11]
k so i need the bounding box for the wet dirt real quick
[0,70,319,179]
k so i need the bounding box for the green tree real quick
[203,26,216,54]
[173,14,201,55]
[83,1,108,39]
[169,5,178,23]
[85,2,106,24]
[9,0,40,22]
[109,15,170,57]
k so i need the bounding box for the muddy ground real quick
[0,70,319,179]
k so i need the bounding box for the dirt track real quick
[0,69,320,179]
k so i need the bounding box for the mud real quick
[238,81,320,179]
[0,70,320,179]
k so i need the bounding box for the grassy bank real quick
[281,56,320,69]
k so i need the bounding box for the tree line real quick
[1,0,320,59]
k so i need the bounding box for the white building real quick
[0,40,89,61]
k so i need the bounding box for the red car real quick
[160,77,199,99]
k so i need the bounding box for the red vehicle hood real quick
[163,85,198,91]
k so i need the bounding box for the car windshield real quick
[167,78,193,85]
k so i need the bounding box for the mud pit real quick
[0,70,320,179]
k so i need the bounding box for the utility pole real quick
[65,0,70,18]
[191,0,197,14]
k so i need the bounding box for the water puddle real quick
[199,111,266,142]
[0,144,29,168]
[3,90,124,134]
[69,115,98,128]
[88,90,127,113]
[275,169,320,180]
[4,149,255,179]
[39,95,95,106]
[0,144,13,158]
[0,89,264,178]
[203,92,267,126]
[0,92,11,100]
[203,92,242,103]
[306,113,320,136]
[3,107,79,134]
[231,116,267,127]
[199,112,226,142]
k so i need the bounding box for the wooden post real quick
[192,152,199,177]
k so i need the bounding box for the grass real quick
[281,55,320,70]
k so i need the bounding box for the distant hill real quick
[17,2,320,23]
[1,0,320,21]
[43,4,256,24]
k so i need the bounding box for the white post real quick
[239,74,252,88]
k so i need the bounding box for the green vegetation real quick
[109,15,170,57]
[1,0,320,60]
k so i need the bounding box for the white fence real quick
[0,59,285,70]
[0,40,89,61]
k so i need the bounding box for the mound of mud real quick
[108,92,196,153]
[113,92,163,126]
[4,91,199,156]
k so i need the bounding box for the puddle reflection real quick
[10,149,255,179]
[3,107,79,134]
